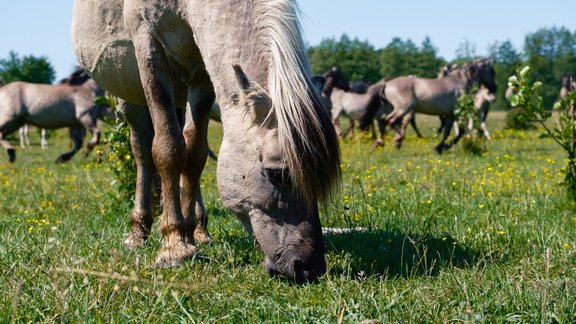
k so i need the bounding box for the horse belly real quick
[72,0,146,105]
[414,102,453,116]
[26,103,81,129]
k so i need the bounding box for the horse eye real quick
[264,168,289,185]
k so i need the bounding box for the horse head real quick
[65,68,92,86]
[464,58,497,94]
[322,67,350,94]
[217,65,339,284]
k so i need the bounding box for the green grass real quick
[1,112,575,322]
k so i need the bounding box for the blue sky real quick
[0,1,574,82]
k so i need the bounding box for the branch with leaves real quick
[508,66,576,201]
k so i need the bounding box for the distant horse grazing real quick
[0,69,106,162]
[72,0,340,283]
[383,58,497,153]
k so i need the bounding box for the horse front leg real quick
[78,115,100,158]
[180,88,214,245]
[436,115,463,153]
[56,127,84,163]
[480,110,491,140]
[133,34,196,267]
[122,101,156,249]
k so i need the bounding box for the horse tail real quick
[359,83,387,130]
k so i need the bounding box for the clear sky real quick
[0,1,574,82]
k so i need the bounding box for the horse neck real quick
[451,69,478,92]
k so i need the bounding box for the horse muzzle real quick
[265,255,326,284]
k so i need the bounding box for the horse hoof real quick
[7,149,16,163]
[155,240,198,268]
[123,234,147,250]
[435,143,449,154]
[194,229,213,245]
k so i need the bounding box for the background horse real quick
[436,64,496,140]
[0,68,106,162]
[72,0,340,283]
[326,68,423,144]
[383,58,497,152]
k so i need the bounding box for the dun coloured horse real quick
[437,64,496,140]
[325,68,424,145]
[0,69,107,162]
[72,0,340,283]
[382,58,497,152]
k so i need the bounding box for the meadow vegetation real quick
[0,113,575,322]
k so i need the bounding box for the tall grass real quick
[1,113,574,322]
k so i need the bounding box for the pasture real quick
[1,112,575,322]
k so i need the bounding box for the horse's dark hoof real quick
[7,149,16,163]
[435,143,449,154]
[372,139,384,148]
[56,154,73,163]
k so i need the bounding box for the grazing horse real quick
[383,58,497,152]
[0,69,106,162]
[72,0,340,283]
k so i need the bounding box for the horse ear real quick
[232,64,273,124]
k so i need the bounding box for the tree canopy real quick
[0,51,55,84]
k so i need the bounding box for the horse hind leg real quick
[134,37,197,267]
[122,101,156,249]
[41,129,48,148]
[0,133,16,163]
[19,125,29,148]
[409,113,423,138]
[180,89,214,245]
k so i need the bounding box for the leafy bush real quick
[455,86,486,155]
[508,66,576,201]
[95,96,136,208]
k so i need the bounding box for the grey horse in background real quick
[0,68,107,162]
[383,58,497,153]
[324,68,424,144]
[437,63,496,140]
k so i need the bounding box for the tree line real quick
[1,26,574,110]
[307,26,576,110]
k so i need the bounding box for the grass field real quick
[1,112,575,322]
